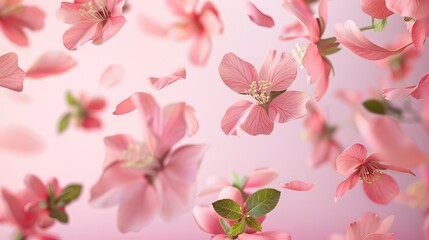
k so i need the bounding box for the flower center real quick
[245,80,271,105]
[79,0,109,21]
[292,43,307,69]
[358,163,383,184]
[120,143,159,172]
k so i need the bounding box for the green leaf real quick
[66,91,78,106]
[219,219,231,234]
[56,185,82,205]
[374,18,387,32]
[58,113,72,133]
[49,207,68,223]
[362,99,387,115]
[245,216,262,232]
[227,222,245,238]
[245,188,281,218]
[212,199,243,220]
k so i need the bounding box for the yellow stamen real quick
[244,80,271,105]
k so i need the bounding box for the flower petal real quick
[221,100,254,135]
[197,176,230,197]
[411,20,426,52]
[259,51,297,91]
[24,175,47,199]
[26,51,77,79]
[363,174,399,205]
[56,2,84,24]
[63,21,102,50]
[0,126,43,154]
[336,143,367,175]
[148,68,186,90]
[335,172,360,202]
[360,0,394,19]
[268,90,309,123]
[385,0,429,19]
[219,52,258,94]
[200,2,223,35]
[100,65,124,89]
[240,105,274,135]
[193,205,224,234]
[0,52,25,92]
[184,105,199,137]
[245,168,278,188]
[103,134,136,168]
[218,186,244,206]
[190,33,212,66]
[282,0,320,43]
[243,1,275,28]
[347,212,382,240]
[92,16,126,45]
[335,20,411,60]
[281,181,315,191]
[376,215,395,234]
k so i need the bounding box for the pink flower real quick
[282,0,336,101]
[90,92,207,232]
[335,143,415,205]
[198,168,278,197]
[0,52,25,92]
[335,20,413,60]
[0,0,45,46]
[139,0,223,66]
[330,212,396,240]
[193,186,290,240]
[57,0,127,50]
[303,102,342,168]
[219,50,309,136]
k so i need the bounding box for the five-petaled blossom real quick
[0,0,45,46]
[57,0,126,50]
[193,186,291,240]
[219,50,310,136]
[140,0,223,66]
[335,143,415,205]
[90,92,206,233]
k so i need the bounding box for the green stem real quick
[359,25,376,31]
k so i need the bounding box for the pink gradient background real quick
[1,0,428,239]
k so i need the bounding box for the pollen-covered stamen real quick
[244,80,271,105]
[120,143,156,169]
[79,0,109,21]
[292,43,307,70]
[358,162,383,184]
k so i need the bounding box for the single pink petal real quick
[63,21,102,50]
[360,0,394,19]
[0,126,43,154]
[139,15,169,37]
[85,97,106,110]
[92,16,126,45]
[197,176,230,197]
[268,90,310,123]
[240,105,274,136]
[385,0,429,19]
[281,181,315,191]
[363,174,399,205]
[335,20,412,60]
[259,50,297,91]
[199,2,223,35]
[117,182,158,233]
[24,175,47,199]
[26,51,77,79]
[190,33,211,66]
[100,65,124,89]
[81,116,102,129]
[375,162,415,176]
[193,205,224,234]
[0,52,25,92]
[0,18,28,46]
[221,100,254,135]
[382,86,417,101]
[103,134,136,168]
[218,186,244,206]
[336,143,367,175]
[148,68,186,90]
[411,73,429,99]
[113,94,137,115]
[335,172,360,202]
[219,52,258,94]
[282,0,320,43]
[244,168,278,188]
[243,1,275,28]
[412,20,426,52]
[184,105,199,137]
[89,162,146,208]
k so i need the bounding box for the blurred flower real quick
[26,51,77,79]
[57,0,127,50]
[0,0,45,46]
[139,0,223,66]
[58,92,107,133]
[219,50,309,136]
[90,92,206,232]
[0,52,25,92]
[335,143,415,205]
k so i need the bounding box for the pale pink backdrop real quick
[0,0,428,239]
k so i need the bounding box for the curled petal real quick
[363,174,399,205]
[0,52,25,92]
[26,51,77,79]
[148,68,186,90]
[282,0,320,43]
[360,0,394,19]
[281,181,315,191]
[243,1,275,28]
[100,65,124,89]
[245,168,278,188]
[335,20,412,60]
